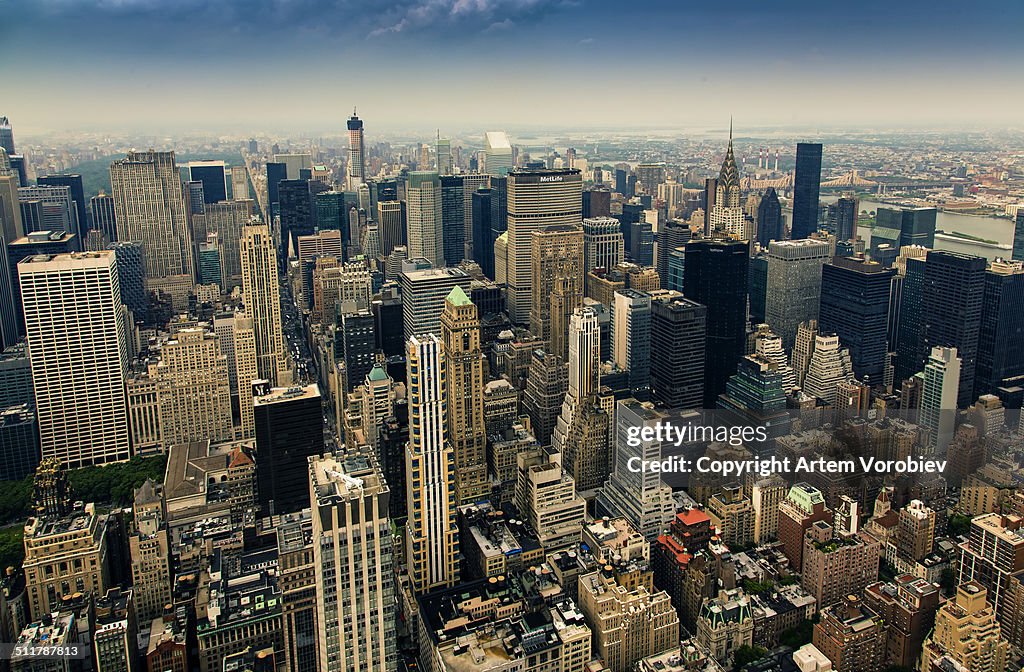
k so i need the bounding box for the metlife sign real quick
[539,175,564,183]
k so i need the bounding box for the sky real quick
[3,0,1024,135]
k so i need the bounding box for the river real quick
[821,196,1015,261]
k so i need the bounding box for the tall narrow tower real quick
[440,287,489,504]
[709,121,745,238]
[240,222,288,386]
[347,109,365,188]
[405,334,460,592]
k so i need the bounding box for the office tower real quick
[764,238,831,350]
[347,111,365,187]
[23,465,109,620]
[310,453,396,672]
[197,236,221,286]
[921,582,1009,672]
[240,223,288,386]
[635,163,666,196]
[19,252,129,468]
[506,168,583,323]
[709,126,745,237]
[918,251,985,407]
[975,260,1024,398]
[405,171,444,267]
[717,355,791,448]
[232,313,259,439]
[801,521,881,608]
[897,500,936,562]
[399,266,472,340]
[792,142,823,239]
[616,202,643,251]
[551,307,610,491]
[0,148,25,242]
[523,350,568,446]
[338,309,375,392]
[812,596,886,672]
[515,446,586,551]
[832,196,858,242]
[253,383,321,514]
[598,400,676,540]
[128,480,171,625]
[109,151,194,300]
[434,136,453,175]
[440,287,489,504]
[155,327,234,448]
[818,257,894,384]
[187,160,227,204]
[470,184,508,280]
[791,319,818,386]
[107,240,146,324]
[611,289,651,398]
[583,186,612,219]
[274,512,318,672]
[0,404,38,481]
[666,247,686,293]
[6,231,78,331]
[484,131,513,176]
[266,161,287,208]
[1014,210,1024,262]
[531,225,585,359]
[921,345,961,453]
[461,173,491,252]
[230,164,249,201]
[684,239,748,406]
[778,483,831,570]
[203,199,254,290]
[893,255,925,383]
[956,513,1024,647]
[36,174,87,235]
[405,334,460,592]
[440,175,464,266]
[278,178,313,259]
[0,117,12,155]
[377,199,405,257]
[17,184,81,237]
[648,294,706,409]
[629,220,654,265]
[754,187,784,247]
[802,333,854,406]
[583,216,624,274]
[897,207,936,249]
[655,219,689,283]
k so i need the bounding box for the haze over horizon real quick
[5,0,1024,135]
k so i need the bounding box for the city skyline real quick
[5,0,1024,134]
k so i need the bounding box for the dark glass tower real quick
[975,263,1024,398]
[832,196,858,242]
[1014,210,1024,262]
[748,254,768,325]
[37,175,87,234]
[441,175,465,267]
[254,383,323,515]
[314,190,349,257]
[110,241,147,324]
[187,163,227,204]
[266,162,287,210]
[756,188,783,246]
[338,310,376,392]
[278,179,313,261]
[650,295,707,409]
[819,257,895,384]
[791,142,822,240]
[656,220,691,283]
[899,208,936,249]
[583,186,611,219]
[894,257,926,384]
[472,188,495,278]
[683,239,749,407]
[629,220,654,266]
[921,251,986,407]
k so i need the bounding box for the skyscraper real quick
[764,238,831,350]
[436,136,452,175]
[254,383,322,514]
[484,131,513,176]
[1013,210,1024,262]
[611,289,652,399]
[756,188,783,246]
[309,452,396,672]
[583,216,625,275]
[230,165,249,201]
[831,196,858,242]
[801,333,854,406]
[109,241,146,324]
[405,334,460,593]
[36,174,87,236]
[399,266,472,340]
[974,260,1024,398]
[109,151,194,305]
[0,117,13,155]
[440,287,489,505]
[266,161,287,209]
[240,222,288,386]
[655,219,689,283]
[506,167,582,323]
[921,250,985,407]
[278,178,314,260]
[347,110,365,188]
[19,252,130,468]
[531,224,585,359]
[204,199,254,290]
[440,175,464,267]
[377,198,404,258]
[650,293,707,409]
[684,239,749,407]
[921,346,961,453]
[819,257,895,384]
[187,160,227,204]
[921,582,1009,672]
[406,171,444,267]
[709,124,745,238]
[791,142,822,240]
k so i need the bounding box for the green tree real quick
[732,645,768,671]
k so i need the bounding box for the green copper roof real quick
[446,285,472,306]
[367,365,388,382]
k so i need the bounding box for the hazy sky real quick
[4,0,1024,135]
